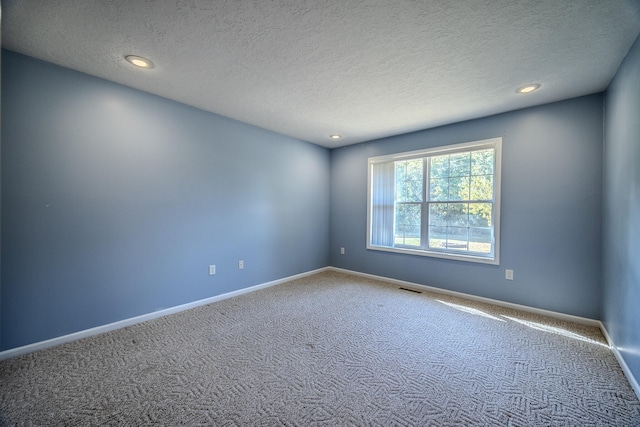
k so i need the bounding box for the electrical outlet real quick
[238,260,244,270]
[505,269,514,280]
[208,265,216,276]
[340,247,345,255]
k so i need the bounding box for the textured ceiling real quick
[3,1,640,148]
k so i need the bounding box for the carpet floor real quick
[1,271,639,426]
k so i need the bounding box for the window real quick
[367,138,502,264]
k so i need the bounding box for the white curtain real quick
[370,161,395,247]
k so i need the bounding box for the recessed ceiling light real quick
[125,55,154,69]
[517,84,540,94]
[330,134,342,140]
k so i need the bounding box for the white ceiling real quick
[3,1,640,148]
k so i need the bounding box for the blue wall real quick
[603,35,640,386]
[0,51,330,350]
[330,95,603,318]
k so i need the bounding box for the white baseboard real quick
[328,267,601,326]
[0,267,330,361]
[599,323,640,400]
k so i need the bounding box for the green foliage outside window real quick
[394,148,495,253]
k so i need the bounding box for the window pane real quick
[396,159,423,202]
[426,147,495,255]
[396,160,406,181]
[430,155,449,178]
[448,176,470,201]
[468,203,492,227]
[429,203,448,225]
[428,226,447,249]
[471,149,494,175]
[449,153,470,177]
[395,203,421,246]
[447,227,469,250]
[406,159,423,178]
[429,178,449,201]
[469,228,492,254]
[395,226,421,246]
[429,226,470,251]
[396,204,421,225]
[470,175,493,200]
[447,203,468,227]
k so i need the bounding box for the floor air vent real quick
[399,287,422,294]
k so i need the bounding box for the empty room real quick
[1,0,640,425]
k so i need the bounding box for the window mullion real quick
[421,157,429,249]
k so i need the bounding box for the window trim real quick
[367,137,502,265]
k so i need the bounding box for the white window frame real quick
[367,137,502,265]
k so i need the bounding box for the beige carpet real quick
[1,271,639,426]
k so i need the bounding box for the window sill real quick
[367,244,499,265]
